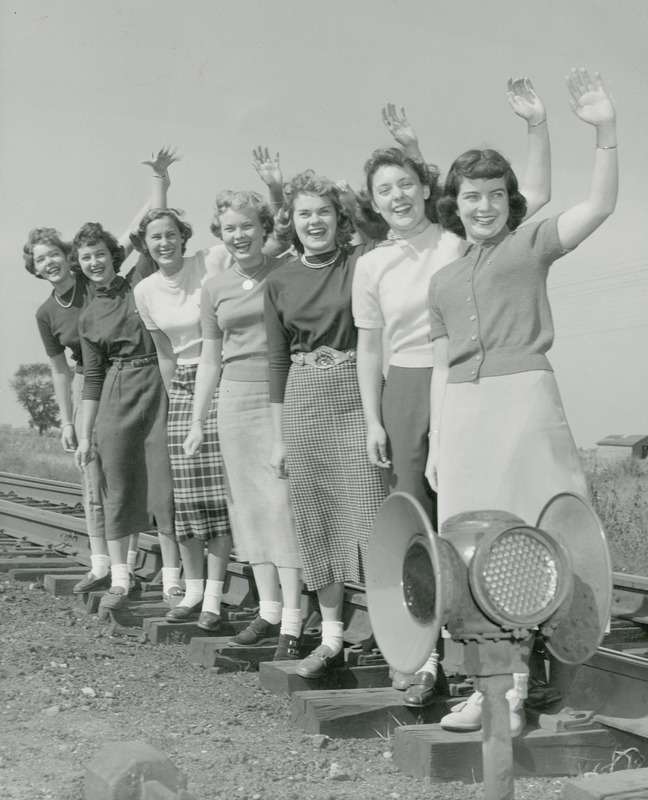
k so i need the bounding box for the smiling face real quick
[292,192,338,255]
[32,244,73,288]
[76,241,117,287]
[370,164,430,237]
[456,177,510,243]
[218,206,265,268]
[144,216,184,273]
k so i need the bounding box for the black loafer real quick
[295,645,345,679]
[197,612,235,635]
[73,572,111,594]
[165,601,202,622]
[403,666,449,708]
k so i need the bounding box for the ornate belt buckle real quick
[313,348,336,368]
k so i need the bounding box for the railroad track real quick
[1,470,647,766]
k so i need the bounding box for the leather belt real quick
[110,354,158,370]
[290,346,356,369]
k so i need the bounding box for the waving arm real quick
[507,77,551,220]
[557,69,618,251]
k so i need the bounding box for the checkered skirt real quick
[283,359,386,591]
[167,363,231,540]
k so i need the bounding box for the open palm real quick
[567,69,615,126]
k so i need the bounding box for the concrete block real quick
[85,740,187,800]
[141,780,197,800]
[561,767,648,799]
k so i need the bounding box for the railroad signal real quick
[366,491,612,800]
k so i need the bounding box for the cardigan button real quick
[471,335,477,341]
[467,297,472,302]
[470,315,476,321]
[475,354,482,361]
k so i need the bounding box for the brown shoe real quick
[403,666,449,708]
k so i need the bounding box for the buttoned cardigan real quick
[428,216,571,383]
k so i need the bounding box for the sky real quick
[1,0,647,449]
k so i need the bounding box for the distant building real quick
[595,434,648,461]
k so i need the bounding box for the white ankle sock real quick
[280,607,303,637]
[126,549,138,574]
[259,600,282,625]
[419,649,439,677]
[321,621,344,655]
[202,580,224,615]
[178,579,204,608]
[110,564,130,592]
[161,567,181,595]
[90,554,110,579]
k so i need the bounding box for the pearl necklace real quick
[235,256,266,291]
[300,250,340,269]
[54,280,77,309]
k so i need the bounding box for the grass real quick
[582,450,648,575]
[0,424,80,483]
[0,425,646,575]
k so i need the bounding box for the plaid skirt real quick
[167,363,231,541]
[283,359,386,591]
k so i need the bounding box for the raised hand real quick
[141,146,180,177]
[252,146,282,187]
[381,103,419,150]
[566,69,615,127]
[506,77,546,126]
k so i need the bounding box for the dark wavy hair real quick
[274,170,354,255]
[210,190,274,241]
[130,208,193,257]
[70,222,126,272]
[437,149,527,238]
[362,147,442,231]
[23,227,71,278]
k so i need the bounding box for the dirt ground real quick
[1,578,567,800]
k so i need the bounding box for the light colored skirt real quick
[283,360,386,591]
[167,364,231,541]
[218,378,301,569]
[438,370,588,529]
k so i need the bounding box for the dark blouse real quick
[78,276,157,401]
[35,276,93,371]
[264,245,367,403]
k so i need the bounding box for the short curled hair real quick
[70,222,126,272]
[23,227,71,278]
[437,149,527,238]
[274,170,354,255]
[210,190,274,241]
[130,208,193,256]
[363,147,442,226]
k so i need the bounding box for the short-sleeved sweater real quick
[201,254,286,382]
[79,277,157,401]
[352,225,461,368]
[264,246,367,403]
[35,276,93,372]
[428,216,570,383]
[133,247,230,365]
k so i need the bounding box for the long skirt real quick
[73,371,106,541]
[218,378,301,568]
[438,370,589,529]
[283,359,386,591]
[96,361,174,540]
[167,364,231,541]
[382,365,437,526]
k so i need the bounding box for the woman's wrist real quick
[528,117,547,128]
[190,419,204,426]
[62,422,74,429]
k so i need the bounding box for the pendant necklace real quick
[54,280,77,309]
[235,256,266,291]
[300,250,340,269]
